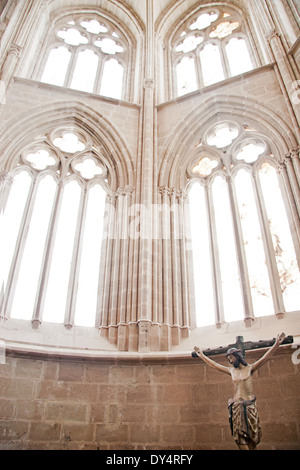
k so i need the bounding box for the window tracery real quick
[38,12,128,99]
[188,121,300,327]
[172,6,255,96]
[0,128,108,328]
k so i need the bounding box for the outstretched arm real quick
[193,346,231,375]
[251,332,286,374]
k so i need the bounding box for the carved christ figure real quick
[193,332,286,450]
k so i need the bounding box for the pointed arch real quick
[0,100,135,191]
[158,95,298,189]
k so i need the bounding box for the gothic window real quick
[0,129,107,328]
[172,7,254,96]
[188,123,300,327]
[37,13,128,100]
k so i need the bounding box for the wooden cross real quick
[192,335,294,359]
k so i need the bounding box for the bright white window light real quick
[74,158,103,180]
[81,19,108,34]
[212,175,245,322]
[57,28,88,46]
[200,43,225,86]
[53,132,85,153]
[207,123,239,148]
[11,175,57,320]
[41,46,71,87]
[175,34,203,53]
[74,184,106,326]
[236,142,265,163]
[70,49,99,93]
[42,179,82,323]
[189,182,215,326]
[0,171,32,303]
[190,12,218,31]
[259,163,300,312]
[176,56,197,96]
[94,38,123,54]
[100,59,124,99]
[226,37,253,76]
[235,169,273,317]
[25,149,56,170]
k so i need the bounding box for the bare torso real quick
[230,365,254,401]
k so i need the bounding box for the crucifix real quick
[192,333,292,450]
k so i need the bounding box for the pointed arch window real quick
[188,124,300,327]
[36,13,128,100]
[0,128,108,328]
[172,6,255,97]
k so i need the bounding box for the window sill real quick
[157,63,276,109]
[12,76,141,110]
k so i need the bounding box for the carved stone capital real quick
[8,43,22,58]
[144,79,154,89]
[290,146,300,160]
[265,28,280,42]
[0,171,13,187]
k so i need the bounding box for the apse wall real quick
[0,347,299,450]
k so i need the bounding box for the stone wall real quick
[0,346,299,450]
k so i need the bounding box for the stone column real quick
[0,43,21,103]
[266,29,300,137]
[283,154,300,218]
[137,0,155,352]
[98,193,116,338]
[0,0,45,94]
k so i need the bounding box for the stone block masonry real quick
[0,347,299,450]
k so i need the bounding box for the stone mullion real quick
[206,184,224,327]
[252,172,286,318]
[227,175,255,326]
[63,185,87,329]
[64,47,78,89]
[31,180,63,328]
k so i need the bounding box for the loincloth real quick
[228,396,262,446]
